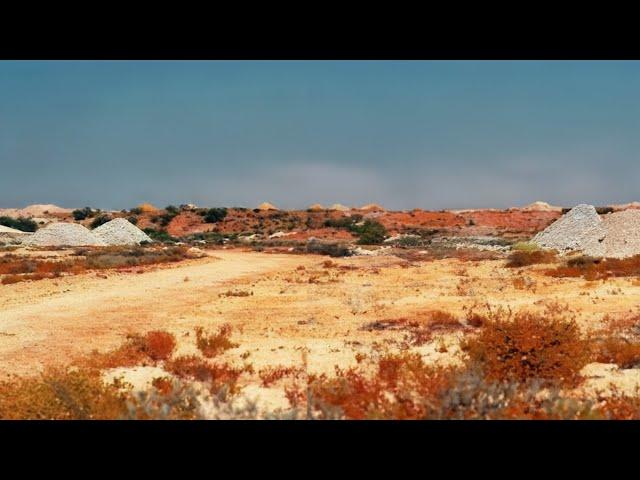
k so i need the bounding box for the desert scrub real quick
[506,249,557,267]
[195,324,239,358]
[546,254,640,280]
[461,306,590,387]
[165,355,250,396]
[0,367,129,420]
[511,241,541,252]
[286,352,456,419]
[85,330,177,369]
[0,216,38,232]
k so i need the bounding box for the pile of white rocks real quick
[532,204,640,258]
[24,222,106,247]
[92,218,152,246]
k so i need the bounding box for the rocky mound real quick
[360,203,385,211]
[257,202,278,211]
[329,203,350,211]
[308,203,325,211]
[24,222,106,247]
[532,204,606,255]
[521,201,563,212]
[92,218,152,246]
[599,210,640,258]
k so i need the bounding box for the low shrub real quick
[546,255,640,280]
[202,208,228,224]
[461,307,590,387]
[0,216,38,232]
[0,367,128,420]
[90,215,112,229]
[592,337,640,369]
[306,240,352,258]
[86,330,177,369]
[194,324,239,358]
[506,249,557,267]
[72,207,97,221]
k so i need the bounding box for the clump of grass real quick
[195,324,239,358]
[511,241,541,252]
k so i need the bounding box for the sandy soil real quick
[3,248,640,399]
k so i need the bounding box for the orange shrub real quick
[592,337,640,369]
[85,330,176,369]
[546,254,640,280]
[195,324,239,358]
[288,352,455,419]
[461,309,590,387]
[165,355,247,395]
[144,331,176,361]
[0,367,128,420]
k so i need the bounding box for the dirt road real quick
[0,250,316,377]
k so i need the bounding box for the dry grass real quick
[506,249,557,268]
[362,310,467,345]
[0,246,190,284]
[546,254,640,280]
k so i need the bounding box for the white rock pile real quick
[532,204,606,256]
[24,222,106,247]
[92,218,152,246]
[599,209,640,259]
[533,204,640,258]
[0,225,32,245]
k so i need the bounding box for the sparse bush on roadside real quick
[258,365,304,387]
[194,324,239,358]
[165,355,249,396]
[85,330,177,369]
[362,310,466,346]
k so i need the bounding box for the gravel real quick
[92,218,152,246]
[24,222,106,247]
[532,204,606,256]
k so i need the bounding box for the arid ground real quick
[3,242,640,419]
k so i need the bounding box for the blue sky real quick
[1,60,639,210]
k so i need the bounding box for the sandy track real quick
[0,250,314,377]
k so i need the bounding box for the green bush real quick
[72,207,97,221]
[0,216,38,232]
[128,216,139,225]
[90,215,112,229]
[202,208,228,224]
[352,220,387,245]
[143,228,176,243]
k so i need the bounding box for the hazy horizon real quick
[2,60,640,211]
